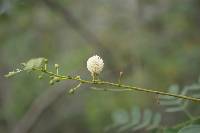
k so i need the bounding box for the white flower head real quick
[87,55,104,75]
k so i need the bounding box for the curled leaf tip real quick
[4,69,23,78]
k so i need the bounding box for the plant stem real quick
[37,68,200,103]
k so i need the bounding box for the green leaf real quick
[133,109,152,130]
[118,106,141,132]
[159,98,182,106]
[163,128,179,133]
[131,106,141,126]
[159,81,200,113]
[178,125,200,133]
[4,69,22,78]
[147,112,161,130]
[165,101,188,112]
[181,85,200,96]
[5,71,18,78]
[112,109,129,125]
[23,58,46,70]
[159,85,179,100]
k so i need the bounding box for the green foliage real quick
[22,57,47,70]
[4,57,200,133]
[163,117,200,133]
[5,57,47,77]
[4,68,22,78]
[178,125,200,133]
[159,81,200,112]
[163,128,179,133]
[111,109,129,126]
[106,77,200,133]
[1,0,200,133]
[107,106,161,132]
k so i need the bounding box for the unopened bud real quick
[69,89,75,94]
[54,77,60,82]
[120,72,123,77]
[44,59,48,63]
[49,80,54,85]
[54,64,59,68]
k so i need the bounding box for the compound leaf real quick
[23,57,46,70]
[178,125,200,133]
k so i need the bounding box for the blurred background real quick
[1,0,200,133]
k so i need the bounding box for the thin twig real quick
[90,87,133,92]
[35,68,200,103]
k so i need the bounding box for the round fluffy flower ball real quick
[87,55,104,75]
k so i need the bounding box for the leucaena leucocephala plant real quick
[5,55,200,132]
